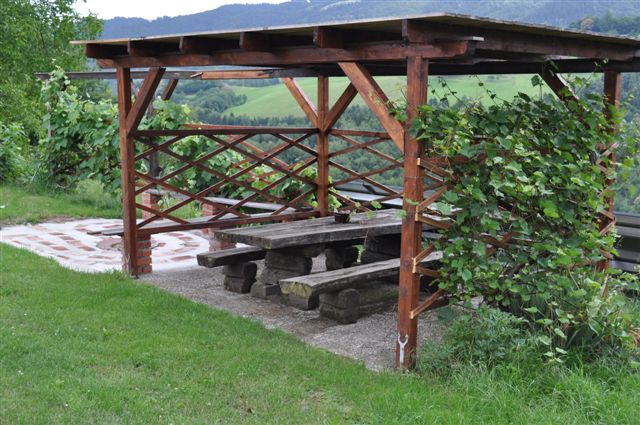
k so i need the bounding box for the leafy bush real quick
[0,122,29,182]
[40,68,120,190]
[413,79,640,362]
[417,307,537,374]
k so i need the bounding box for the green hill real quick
[221,75,549,119]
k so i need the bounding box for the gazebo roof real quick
[74,13,640,75]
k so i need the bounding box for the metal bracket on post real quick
[397,333,409,368]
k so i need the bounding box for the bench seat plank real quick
[279,251,442,298]
[197,246,266,268]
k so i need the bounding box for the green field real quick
[223,75,549,119]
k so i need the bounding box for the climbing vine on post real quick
[414,86,639,360]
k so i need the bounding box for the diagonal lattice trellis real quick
[327,129,403,211]
[130,126,321,233]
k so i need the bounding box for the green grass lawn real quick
[222,75,549,119]
[1,242,639,424]
[0,182,122,225]
[1,187,638,424]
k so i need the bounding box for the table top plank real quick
[215,210,402,250]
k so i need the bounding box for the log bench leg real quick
[319,282,399,324]
[252,250,313,301]
[324,245,359,271]
[252,245,324,305]
[222,262,257,294]
[319,289,360,324]
[361,235,401,264]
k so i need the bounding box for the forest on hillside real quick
[102,0,639,39]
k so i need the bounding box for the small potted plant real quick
[334,207,352,223]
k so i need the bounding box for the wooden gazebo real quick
[74,13,640,369]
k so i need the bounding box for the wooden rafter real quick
[540,69,579,103]
[125,67,165,136]
[323,83,358,131]
[338,62,405,152]
[282,77,318,127]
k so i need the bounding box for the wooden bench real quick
[279,251,442,311]
[197,246,266,268]
[197,246,267,293]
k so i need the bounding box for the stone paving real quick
[0,218,211,273]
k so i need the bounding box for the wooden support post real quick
[317,76,330,216]
[397,57,429,370]
[117,67,165,276]
[598,70,622,271]
[116,67,138,275]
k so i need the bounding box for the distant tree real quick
[0,0,102,138]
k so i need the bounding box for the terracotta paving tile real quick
[1,218,211,273]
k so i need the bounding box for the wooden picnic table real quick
[214,209,402,250]
[205,209,446,309]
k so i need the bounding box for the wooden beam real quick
[317,76,330,216]
[200,69,316,80]
[139,125,318,136]
[240,32,311,51]
[161,79,179,101]
[402,19,638,61]
[313,27,345,48]
[313,26,399,48]
[86,43,127,58]
[125,67,165,135]
[128,40,179,57]
[338,62,404,152]
[116,67,139,276]
[397,56,429,370]
[540,69,579,103]
[323,83,358,131]
[179,36,239,54]
[604,70,622,114]
[282,77,318,127]
[99,40,472,68]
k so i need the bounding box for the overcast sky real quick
[74,0,290,20]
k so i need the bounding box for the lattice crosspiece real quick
[130,126,321,231]
[327,129,403,211]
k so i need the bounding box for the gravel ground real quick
[140,256,445,371]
